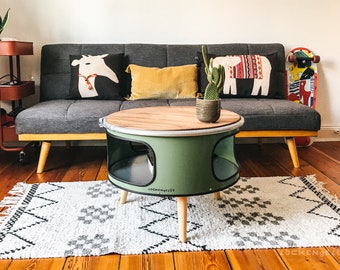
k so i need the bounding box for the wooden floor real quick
[0,141,339,270]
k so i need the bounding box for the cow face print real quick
[68,53,124,100]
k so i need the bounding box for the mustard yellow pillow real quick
[126,64,198,100]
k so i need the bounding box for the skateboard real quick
[286,47,320,146]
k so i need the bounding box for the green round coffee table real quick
[101,106,244,242]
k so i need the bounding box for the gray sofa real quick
[15,43,321,173]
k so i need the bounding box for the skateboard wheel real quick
[295,137,313,147]
[313,55,320,63]
[288,55,297,62]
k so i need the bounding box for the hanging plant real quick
[0,8,10,35]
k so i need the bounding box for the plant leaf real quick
[0,8,10,30]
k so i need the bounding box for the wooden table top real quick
[103,106,243,136]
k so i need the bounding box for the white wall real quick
[1,0,340,140]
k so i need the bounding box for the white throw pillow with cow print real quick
[68,53,123,100]
[197,52,286,99]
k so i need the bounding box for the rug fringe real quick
[0,182,30,223]
[305,174,340,205]
[0,182,28,205]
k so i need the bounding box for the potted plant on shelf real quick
[0,8,10,36]
[196,45,225,123]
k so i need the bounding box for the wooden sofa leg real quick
[286,137,300,168]
[37,141,51,173]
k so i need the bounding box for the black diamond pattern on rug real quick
[219,180,285,226]
[232,231,300,247]
[218,197,271,209]
[78,204,116,224]
[86,181,119,198]
[223,178,260,195]
[64,234,110,256]
[223,212,285,226]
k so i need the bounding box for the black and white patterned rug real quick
[0,175,339,258]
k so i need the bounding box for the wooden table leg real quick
[120,190,128,204]
[214,191,221,200]
[177,196,187,243]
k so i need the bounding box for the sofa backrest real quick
[40,43,286,101]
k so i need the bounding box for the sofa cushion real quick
[15,100,123,134]
[126,64,198,100]
[197,52,286,99]
[68,53,124,100]
[219,98,320,130]
[15,98,321,135]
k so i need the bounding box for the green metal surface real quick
[106,129,240,196]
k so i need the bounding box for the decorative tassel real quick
[0,182,30,223]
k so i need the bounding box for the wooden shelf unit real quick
[0,41,33,56]
[0,81,35,100]
[0,41,35,153]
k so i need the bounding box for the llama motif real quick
[71,54,119,98]
[213,55,272,96]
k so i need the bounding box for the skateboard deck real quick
[286,47,320,108]
[286,47,320,146]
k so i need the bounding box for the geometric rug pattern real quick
[0,175,338,258]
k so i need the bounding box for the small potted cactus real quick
[196,45,225,122]
[0,8,10,36]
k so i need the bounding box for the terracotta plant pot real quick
[196,98,221,123]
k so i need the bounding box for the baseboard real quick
[315,126,340,142]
